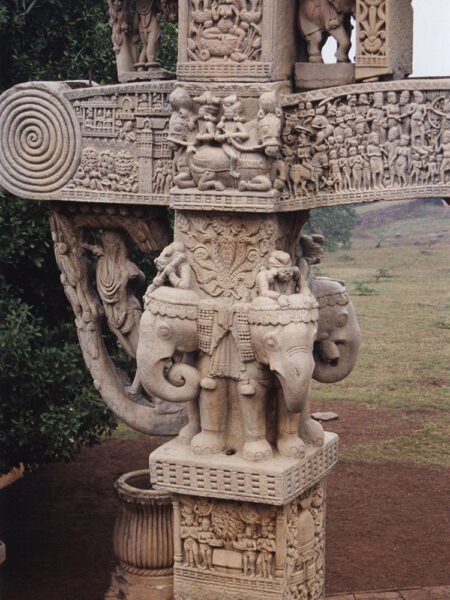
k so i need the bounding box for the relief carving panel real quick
[172,483,326,599]
[281,79,450,209]
[177,0,297,82]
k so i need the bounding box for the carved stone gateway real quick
[0,2,449,600]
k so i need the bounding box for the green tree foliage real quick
[304,205,357,252]
[0,0,177,476]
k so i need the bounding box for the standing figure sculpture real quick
[86,230,145,393]
[133,0,161,68]
[298,0,356,63]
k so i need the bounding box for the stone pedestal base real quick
[295,63,355,90]
[106,564,173,600]
[151,432,338,505]
[172,482,326,600]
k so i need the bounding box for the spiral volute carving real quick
[0,83,81,198]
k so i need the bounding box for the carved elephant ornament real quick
[136,283,337,462]
[311,277,362,384]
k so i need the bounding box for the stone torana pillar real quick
[0,2,449,600]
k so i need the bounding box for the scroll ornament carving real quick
[283,87,450,199]
[187,0,262,63]
[0,83,81,199]
[168,87,287,195]
[49,205,186,435]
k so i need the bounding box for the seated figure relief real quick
[188,0,262,63]
[168,87,287,195]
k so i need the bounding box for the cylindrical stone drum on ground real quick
[105,470,174,600]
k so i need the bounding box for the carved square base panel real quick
[150,432,337,506]
[172,481,326,600]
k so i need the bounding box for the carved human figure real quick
[198,1,247,62]
[215,95,249,179]
[409,148,426,186]
[393,135,411,186]
[181,511,200,568]
[146,241,193,295]
[367,131,385,188]
[359,144,371,189]
[256,521,275,579]
[410,91,427,147]
[328,149,342,191]
[256,251,301,306]
[384,126,400,184]
[298,0,355,63]
[193,91,221,144]
[436,129,450,183]
[385,91,402,130]
[167,88,197,188]
[367,92,386,144]
[233,525,257,576]
[197,517,223,570]
[338,146,351,191]
[132,0,161,67]
[88,231,145,362]
[348,145,362,190]
[169,88,285,193]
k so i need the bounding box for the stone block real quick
[295,63,355,91]
[150,432,338,505]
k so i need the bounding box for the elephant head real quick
[136,286,201,403]
[311,277,361,383]
[247,292,319,413]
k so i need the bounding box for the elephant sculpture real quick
[311,276,362,383]
[137,285,322,462]
[298,0,355,63]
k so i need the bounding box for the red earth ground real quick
[0,403,449,600]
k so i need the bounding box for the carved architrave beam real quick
[1,78,449,213]
[282,78,450,210]
[0,80,175,205]
[48,201,187,436]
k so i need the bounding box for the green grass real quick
[313,209,450,468]
[340,422,450,469]
[111,421,142,441]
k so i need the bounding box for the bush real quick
[304,205,357,252]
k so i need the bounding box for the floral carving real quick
[177,213,280,300]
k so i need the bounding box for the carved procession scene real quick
[173,483,325,600]
[0,0,448,599]
[282,82,450,204]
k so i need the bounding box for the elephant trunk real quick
[270,352,315,414]
[137,353,201,405]
[313,329,361,384]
